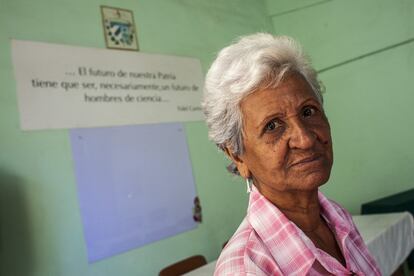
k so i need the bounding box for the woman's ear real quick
[223,146,250,179]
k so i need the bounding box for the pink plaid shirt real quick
[214,187,381,275]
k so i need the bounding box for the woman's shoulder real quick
[214,218,254,274]
[214,218,282,275]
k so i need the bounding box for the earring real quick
[246,178,253,193]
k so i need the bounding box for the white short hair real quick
[202,33,323,164]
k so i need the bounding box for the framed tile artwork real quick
[101,6,139,51]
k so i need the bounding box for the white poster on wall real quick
[69,123,198,262]
[11,40,204,130]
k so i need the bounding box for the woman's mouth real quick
[290,154,323,167]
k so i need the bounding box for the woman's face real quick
[233,73,333,195]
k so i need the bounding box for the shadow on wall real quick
[0,169,33,276]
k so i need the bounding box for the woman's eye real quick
[264,120,279,132]
[302,106,317,118]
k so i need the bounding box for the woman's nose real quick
[287,119,316,149]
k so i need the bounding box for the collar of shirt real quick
[246,186,356,275]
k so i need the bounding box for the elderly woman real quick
[202,33,381,275]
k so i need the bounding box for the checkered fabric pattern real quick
[214,186,381,275]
